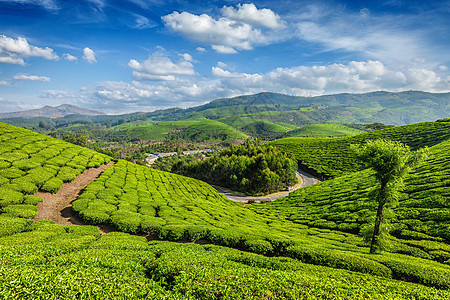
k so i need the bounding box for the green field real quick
[0,121,449,298]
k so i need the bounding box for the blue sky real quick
[0,0,449,114]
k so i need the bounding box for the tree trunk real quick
[370,202,385,253]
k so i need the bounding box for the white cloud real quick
[196,47,206,53]
[212,67,244,78]
[217,61,227,68]
[134,14,156,29]
[0,0,59,11]
[13,74,51,82]
[180,53,192,62]
[0,35,59,65]
[439,65,448,71]
[211,45,237,54]
[411,56,426,63]
[0,97,40,113]
[128,53,195,81]
[162,4,279,54]
[0,80,12,86]
[63,53,78,61]
[40,90,76,98]
[212,60,449,95]
[82,47,97,63]
[221,3,285,29]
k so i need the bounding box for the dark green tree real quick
[353,139,428,253]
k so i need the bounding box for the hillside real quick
[0,104,105,119]
[284,124,365,138]
[0,122,450,298]
[270,119,450,178]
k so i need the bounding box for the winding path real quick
[33,161,115,233]
[212,170,319,203]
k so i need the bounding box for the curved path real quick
[34,161,115,233]
[212,170,319,203]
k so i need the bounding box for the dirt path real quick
[34,161,115,234]
[212,170,319,203]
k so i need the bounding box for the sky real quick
[0,0,449,114]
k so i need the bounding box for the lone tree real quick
[353,139,428,253]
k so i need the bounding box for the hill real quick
[269,119,450,178]
[0,104,105,119]
[0,121,450,298]
[284,124,365,138]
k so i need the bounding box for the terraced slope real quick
[255,138,450,261]
[270,119,450,178]
[0,122,111,236]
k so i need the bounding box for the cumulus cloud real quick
[0,35,59,65]
[212,60,448,96]
[0,0,59,11]
[221,3,285,29]
[162,3,285,53]
[80,60,448,114]
[439,65,448,71]
[196,47,206,53]
[13,74,51,82]
[82,47,97,63]
[128,53,195,81]
[63,53,78,61]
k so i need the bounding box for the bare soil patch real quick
[34,161,115,234]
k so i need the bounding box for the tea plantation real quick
[0,121,449,298]
[270,119,450,178]
[0,122,111,237]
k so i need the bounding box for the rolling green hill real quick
[270,119,450,178]
[1,122,450,298]
[284,124,365,137]
[113,119,248,142]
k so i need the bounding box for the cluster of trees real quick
[165,140,297,195]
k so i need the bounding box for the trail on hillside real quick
[212,170,319,203]
[34,161,115,234]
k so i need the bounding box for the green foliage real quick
[161,140,297,195]
[41,178,63,194]
[2,204,38,218]
[353,139,428,253]
[285,124,366,137]
[0,188,23,207]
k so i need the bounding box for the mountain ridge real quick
[0,104,105,119]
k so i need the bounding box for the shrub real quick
[110,210,141,234]
[0,167,25,179]
[57,166,79,182]
[158,225,186,241]
[12,159,41,171]
[0,160,11,169]
[141,216,166,235]
[0,215,32,236]
[286,245,392,278]
[23,195,43,205]
[184,226,209,242]
[244,239,274,255]
[80,209,110,224]
[0,188,24,207]
[41,178,64,194]
[2,204,38,219]
[10,178,38,194]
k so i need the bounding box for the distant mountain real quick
[0,104,105,119]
